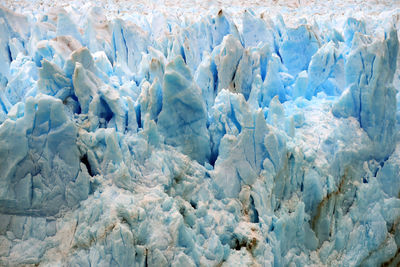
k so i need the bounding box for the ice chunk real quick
[214,34,243,93]
[279,24,319,76]
[0,95,88,216]
[377,143,400,198]
[111,18,150,73]
[4,55,37,108]
[194,53,216,111]
[158,56,210,164]
[233,49,254,100]
[56,12,82,44]
[344,17,366,47]
[138,78,163,124]
[0,7,29,79]
[241,10,274,48]
[261,53,285,106]
[209,89,252,162]
[212,91,286,198]
[333,28,398,160]
[82,7,112,57]
[307,42,344,98]
[73,61,100,114]
[38,59,72,100]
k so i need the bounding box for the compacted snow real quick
[0,0,399,266]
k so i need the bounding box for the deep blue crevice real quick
[99,97,113,127]
[81,154,94,177]
[180,45,186,64]
[210,59,218,95]
[111,28,118,61]
[124,110,129,132]
[260,54,268,81]
[136,104,142,129]
[0,99,8,114]
[249,195,259,223]
[70,94,81,114]
[190,200,197,209]
[6,44,12,62]
[120,28,129,65]
[209,149,218,167]
[275,46,283,64]
[369,55,376,85]
[229,103,242,133]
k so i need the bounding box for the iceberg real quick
[0,1,399,266]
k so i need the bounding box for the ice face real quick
[0,2,399,267]
[333,28,398,161]
[0,95,86,216]
[158,55,210,164]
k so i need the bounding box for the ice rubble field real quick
[0,0,400,266]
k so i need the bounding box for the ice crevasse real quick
[0,4,400,266]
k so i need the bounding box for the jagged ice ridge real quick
[0,3,399,266]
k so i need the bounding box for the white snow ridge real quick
[0,0,399,266]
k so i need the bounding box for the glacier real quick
[0,1,399,266]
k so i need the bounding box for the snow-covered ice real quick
[0,0,399,266]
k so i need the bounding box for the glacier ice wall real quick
[0,3,400,266]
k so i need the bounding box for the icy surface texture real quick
[0,1,400,266]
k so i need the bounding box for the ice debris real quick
[0,4,400,267]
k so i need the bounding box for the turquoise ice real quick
[0,4,399,266]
